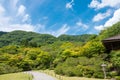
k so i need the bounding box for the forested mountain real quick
[0,30,95,47]
[0,31,7,36]
[0,31,57,47]
[58,34,97,42]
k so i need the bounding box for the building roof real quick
[102,34,120,51]
[103,34,120,42]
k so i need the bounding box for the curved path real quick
[25,71,57,80]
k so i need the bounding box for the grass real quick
[0,72,33,80]
[39,70,109,80]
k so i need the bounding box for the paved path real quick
[25,71,57,80]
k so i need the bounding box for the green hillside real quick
[98,22,120,40]
[0,22,120,79]
[0,30,57,47]
[58,34,97,42]
[0,30,94,47]
[0,31,7,36]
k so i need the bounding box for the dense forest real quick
[0,22,120,79]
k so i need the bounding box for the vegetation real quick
[0,22,120,79]
[58,34,96,42]
[40,70,109,80]
[0,72,32,80]
[98,22,120,40]
[0,31,7,36]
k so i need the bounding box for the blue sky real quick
[0,0,120,36]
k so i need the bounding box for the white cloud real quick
[0,24,34,32]
[55,24,70,37]
[0,4,5,15]
[16,5,31,23]
[104,8,120,27]
[88,0,100,9]
[0,15,35,32]
[0,5,11,25]
[76,21,88,29]
[17,5,26,16]
[89,0,120,9]
[37,24,70,37]
[22,14,30,22]
[93,10,112,22]
[0,1,36,32]
[10,0,19,10]
[94,25,104,31]
[0,16,11,25]
[94,8,120,30]
[66,0,74,9]
[34,24,45,32]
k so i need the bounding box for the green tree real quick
[82,41,105,58]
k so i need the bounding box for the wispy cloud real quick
[89,0,120,9]
[41,24,69,37]
[76,21,88,29]
[0,0,69,36]
[104,8,120,27]
[55,24,70,37]
[94,25,104,31]
[66,0,74,9]
[10,0,19,10]
[89,0,120,31]
[0,24,34,32]
[93,10,112,22]
[0,4,5,15]
[34,24,45,32]
[17,5,26,16]
[94,8,120,30]
[0,0,37,32]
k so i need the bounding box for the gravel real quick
[25,71,57,80]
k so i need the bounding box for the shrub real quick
[115,76,120,80]
[109,71,118,77]
[64,67,75,76]
[82,66,94,78]
[54,63,65,75]
[73,65,83,77]
[0,63,22,74]
[55,57,104,78]
[93,72,104,78]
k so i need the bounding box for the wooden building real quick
[102,35,120,52]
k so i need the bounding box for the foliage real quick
[58,34,96,42]
[0,31,94,48]
[55,57,104,78]
[98,22,120,40]
[0,30,56,47]
[0,22,120,79]
[0,31,7,36]
[0,63,22,74]
[81,41,105,58]
[110,51,120,73]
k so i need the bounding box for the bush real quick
[115,76,120,80]
[109,71,118,77]
[82,66,94,78]
[64,67,75,76]
[93,72,104,78]
[0,63,22,74]
[73,65,83,77]
[54,63,64,75]
[55,57,104,78]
